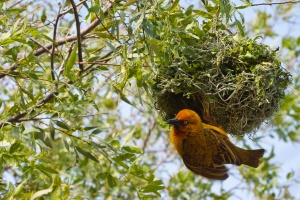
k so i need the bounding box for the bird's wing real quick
[182,153,229,180]
[204,128,242,166]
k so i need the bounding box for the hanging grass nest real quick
[152,31,292,136]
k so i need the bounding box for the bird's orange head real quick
[166,109,203,135]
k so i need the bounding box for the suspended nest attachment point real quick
[152,32,292,136]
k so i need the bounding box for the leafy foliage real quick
[0,0,299,199]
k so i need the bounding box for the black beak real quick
[166,118,180,126]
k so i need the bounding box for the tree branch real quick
[251,0,300,6]
[77,61,121,66]
[69,0,84,72]
[59,0,87,17]
[51,9,61,81]
[142,121,156,152]
[34,2,113,56]
[0,1,120,128]
[0,88,58,128]
[30,38,52,54]
[0,1,114,80]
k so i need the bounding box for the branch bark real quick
[0,88,58,128]
[251,0,300,6]
[34,3,113,56]
[0,1,113,80]
[69,0,84,71]
[0,0,117,128]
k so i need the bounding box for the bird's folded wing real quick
[204,128,242,166]
[182,153,229,180]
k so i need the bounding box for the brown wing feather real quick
[182,153,229,180]
[204,128,242,166]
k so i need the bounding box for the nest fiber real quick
[152,32,291,136]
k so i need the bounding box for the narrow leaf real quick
[104,39,116,52]
[9,140,22,153]
[53,120,71,131]
[96,172,108,180]
[107,174,117,188]
[65,42,78,72]
[122,127,136,147]
[22,128,41,134]
[35,164,59,174]
[75,146,99,163]
[123,146,142,154]
[113,86,134,106]
[49,120,55,140]
[170,0,179,12]
[30,188,52,200]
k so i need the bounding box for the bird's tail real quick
[237,148,265,168]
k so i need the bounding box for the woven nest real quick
[152,31,292,136]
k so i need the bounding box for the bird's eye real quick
[183,120,188,125]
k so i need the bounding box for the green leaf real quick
[53,120,71,131]
[192,10,213,19]
[41,8,47,23]
[13,179,28,197]
[124,0,138,7]
[9,140,22,153]
[142,180,165,194]
[169,0,179,12]
[64,42,78,81]
[107,173,117,188]
[91,128,102,135]
[75,146,99,163]
[104,39,116,52]
[134,11,144,31]
[110,139,120,148]
[113,86,134,106]
[30,188,53,200]
[235,17,244,37]
[123,146,142,154]
[63,138,70,152]
[122,127,136,147]
[96,172,108,180]
[286,171,294,180]
[112,156,129,169]
[235,4,251,9]
[95,32,115,39]
[22,128,41,134]
[35,164,59,174]
[49,120,55,140]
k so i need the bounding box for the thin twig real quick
[82,40,127,73]
[30,38,52,54]
[17,112,109,122]
[58,41,77,77]
[69,0,84,72]
[59,0,87,17]
[77,61,121,66]
[34,1,114,56]
[0,2,114,80]
[98,16,122,44]
[16,117,51,122]
[0,88,58,128]
[142,121,156,152]
[51,9,61,81]
[8,1,22,9]
[289,85,300,95]
[251,0,300,6]
[74,113,109,117]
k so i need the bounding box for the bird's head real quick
[166,109,202,134]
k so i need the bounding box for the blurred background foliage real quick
[0,0,300,199]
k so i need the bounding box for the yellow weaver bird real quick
[166,109,265,180]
